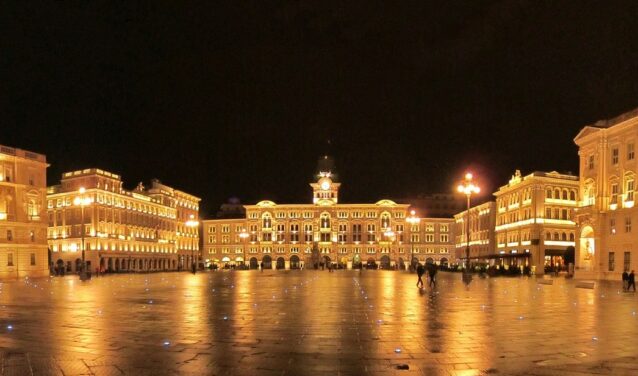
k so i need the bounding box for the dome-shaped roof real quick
[255,200,277,207]
[375,199,397,206]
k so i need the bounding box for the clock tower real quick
[310,155,340,205]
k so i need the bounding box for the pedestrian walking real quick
[628,270,636,292]
[622,270,629,291]
[428,265,437,288]
[416,264,425,288]
[260,262,264,272]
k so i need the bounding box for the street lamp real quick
[185,214,199,274]
[73,187,92,281]
[457,172,480,282]
[239,229,249,269]
[383,227,396,270]
[406,210,421,272]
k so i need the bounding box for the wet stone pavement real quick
[0,271,637,376]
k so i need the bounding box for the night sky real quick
[3,2,638,216]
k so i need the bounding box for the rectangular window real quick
[624,252,631,271]
[627,179,635,202]
[222,225,230,233]
[304,224,313,242]
[320,233,331,242]
[628,143,635,160]
[366,224,376,242]
[611,183,619,206]
[6,230,12,241]
[440,234,449,242]
[7,253,13,266]
[249,225,258,242]
[588,155,594,170]
[625,217,632,233]
[425,223,434,232]
[262,232,272,241]
[440,224,449,232]
[30,253,36,265]
[608,252,615,271]
[276,224,285,242]
[352,224,362,242]
[30,230,35,242]
[338,224,347,242]
[612,147,619,165]
[425,234,434,242]
[290,224,299,242]
[410,234,419,243]
[610,218,616,235]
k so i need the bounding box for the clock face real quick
[321,181,330,190]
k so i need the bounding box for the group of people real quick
[622,270,636,292]
[416,263,437,288]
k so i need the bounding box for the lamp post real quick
[457,173,480,282]
[239,229,249,269]
[185,214,199,274]
[383,227,395,270]
[73,187,92,281]
[406,210,421,272]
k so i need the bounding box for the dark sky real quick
[3,2,638,216]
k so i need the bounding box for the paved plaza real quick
[0,270,637,375]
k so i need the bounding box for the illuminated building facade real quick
[0,145,50,279]
[47,169,200,273]
[202,157,455,269]
[574,108,638,280]
[493,170,578,274]
[454,201,496,264]
[148,180,201,270]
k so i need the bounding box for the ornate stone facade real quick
[0,145,49,279]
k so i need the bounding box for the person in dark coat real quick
[622,270,629,291]
[428,264,437,288]
[416,264,425,288]
[628,270,636,292]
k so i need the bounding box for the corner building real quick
[493,170,578,274]
[0,145,49,279]
[454,201,496,265]
[574,108,638,280]
[47,169,200,273]
[203,158,455,270]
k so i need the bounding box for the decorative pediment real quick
[375,199,397,206]
[573,126,603,143]
[256,200,276,207]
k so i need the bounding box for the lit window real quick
[628,143,635,161]
[612,147,619,165]
[588,155,594,170]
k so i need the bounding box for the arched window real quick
[545,232,551,240]
[561,232,567,241]
[553,232,559,240]
[561,209,568,220]
[320,214,330,229]
[380,213,390,229]
[570,190,576,201]
[546,188,552,199]
[562,190,568,200]
[569,233,575,241]
[554,189,561,199]
[262,214,272,229]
